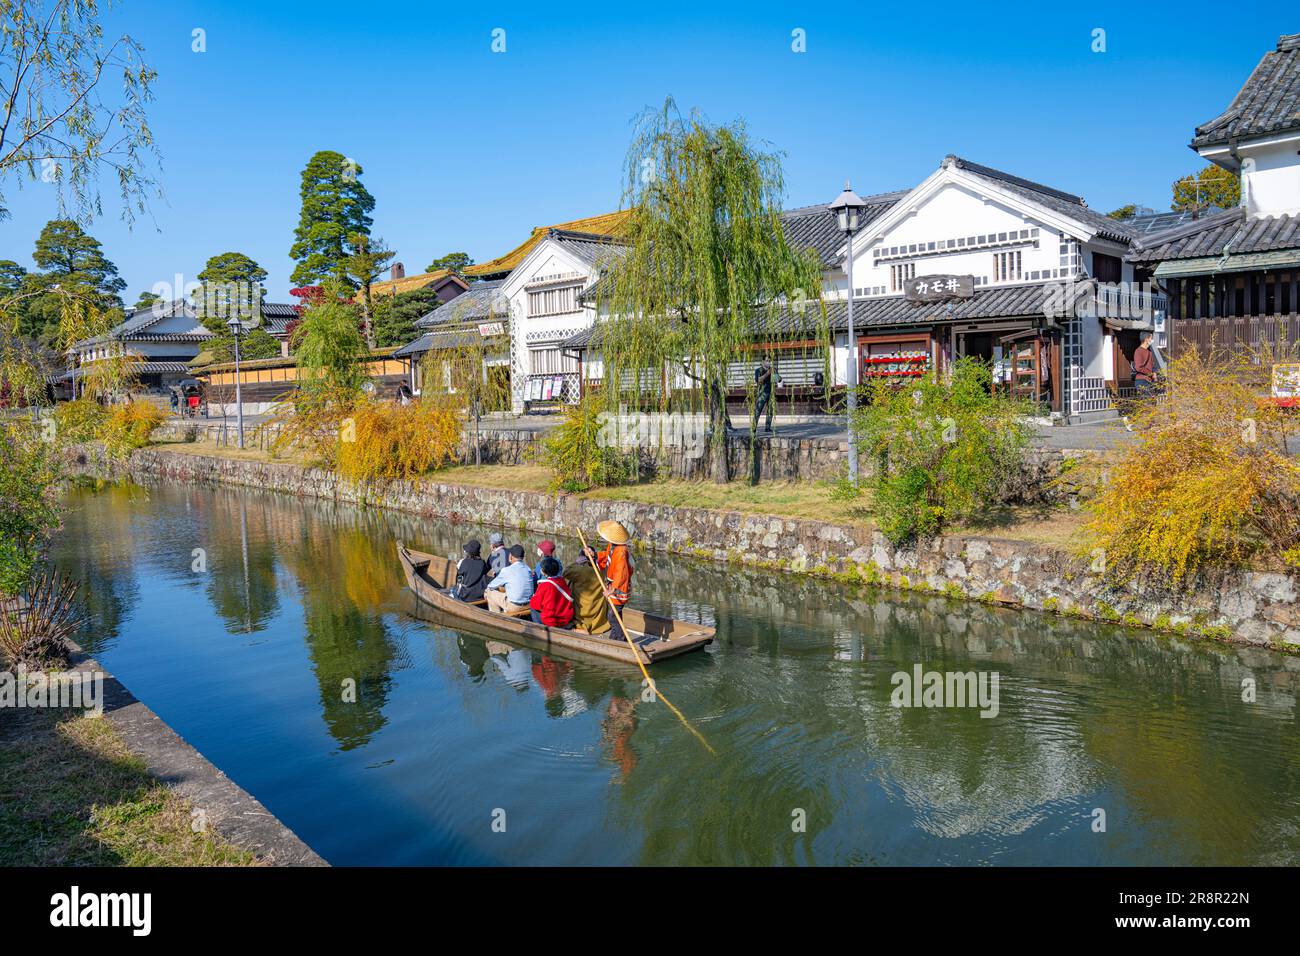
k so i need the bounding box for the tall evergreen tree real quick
[195,252,268,329]
[21,220,125,342]
[289,151,375,287]
[195,252,278,362]
[342,233,395,348]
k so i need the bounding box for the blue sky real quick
[1,0,1293,302]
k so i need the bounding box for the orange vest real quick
[596,544,633,605]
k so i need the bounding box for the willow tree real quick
[417,295,511,466]
[594,100,825,483]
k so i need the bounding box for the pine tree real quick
[195,252,268,332]
[289,151,375,287]
[194,252,278,362]
[373,285,446,348]
[21,220,125,342]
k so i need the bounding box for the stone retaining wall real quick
[152,422,860,481]
[79,446,1299,650]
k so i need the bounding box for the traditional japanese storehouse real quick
[392,278,510,402]
[66,299,210,396]
[565,156,1160,419]
[1126,33,1300,364]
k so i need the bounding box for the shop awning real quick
[1153,249,1300,277]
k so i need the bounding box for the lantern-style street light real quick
[226,315,246,450]
[829,181,867,483]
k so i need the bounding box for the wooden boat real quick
[397,543,714,666]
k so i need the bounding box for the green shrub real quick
[0,422,61,597]
[850,357,1033,544]
[540,393,636,492]
[0,569,82,668]
[52,399,108,444]
[100,401,166,458]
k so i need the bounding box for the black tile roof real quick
[562,282,1060,349]
[393,328,487,358]
[415,279,508,329]
[1192,33,1300,149]
[944,156,1136,244]
[779,190,908,265]
[544,228,628,268]
[1127,206,1300,263]
[257,302,300,335]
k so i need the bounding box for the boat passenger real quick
[566,556,611,634]
[582,520,633,642]
[533,540,563,582]
[486,532,509,580]
[451,539,488,602]
[529,558,575,628]
[485,544,535,615]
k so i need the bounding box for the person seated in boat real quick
[533,540,562,583]
[565,554,611,634]
[582,520,633,642]
[486,532,509,580]
[529,558,575,628]
[485,544,535,615]
[451,539,489,602]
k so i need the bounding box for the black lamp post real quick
[829,181,867,482]
[226,315,246,449]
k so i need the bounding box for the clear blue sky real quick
[1,0,1294,302]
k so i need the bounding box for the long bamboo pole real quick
[577,528,715,757]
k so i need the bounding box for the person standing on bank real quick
[1133,332,1157,397]
[582,520,634,642]
[753,356,781,434]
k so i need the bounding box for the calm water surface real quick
[52,482,1300,866]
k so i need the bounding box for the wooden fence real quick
[1171,313,1300,360]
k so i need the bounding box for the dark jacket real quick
[487,547,509,579]
[454,556,489,602]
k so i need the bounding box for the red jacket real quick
[1133,346,1155,382]
[530,575,575,627]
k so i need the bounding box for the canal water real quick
[52,481,1300,866]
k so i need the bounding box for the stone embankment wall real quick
[153,420,1065,487]
[75,446,1299,650]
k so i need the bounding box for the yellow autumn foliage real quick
[334,398,461,482]
[1084,348,1300,582]
[100,401,166,459]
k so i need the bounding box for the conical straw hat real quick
[597,520,630,544]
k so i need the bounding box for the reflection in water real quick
[202,495,281,634]
[52,481,1300,866]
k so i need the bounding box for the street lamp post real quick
[226,315,246,449]
[829,181,867,483]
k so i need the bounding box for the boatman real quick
[583,520,634,642]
